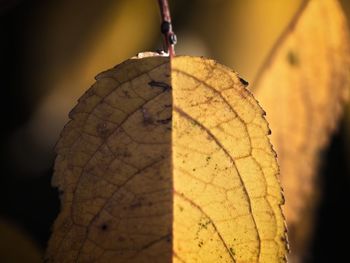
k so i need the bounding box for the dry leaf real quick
[46,54,287,262]
[172,57,286,262]
[252,0,350,259]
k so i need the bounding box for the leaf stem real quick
[157,0,177,57]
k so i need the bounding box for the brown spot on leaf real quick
[100,223,108,231]
[239,77,249,86]
[141,107,154,125]
[148,80,171,91]
[122,90,131,98]
[96,122,110,137]
[287,50,299,66]
[156,117,172,124]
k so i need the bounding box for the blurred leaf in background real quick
[252,0,350,261]
[184,0,303,81]
[0,218,42,263]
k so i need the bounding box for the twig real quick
[157,0,177,57]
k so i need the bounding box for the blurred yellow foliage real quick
[253,0,350,260]
[0,219,42,263]
[188,0,303,81]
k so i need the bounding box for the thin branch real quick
[157,0,177,57]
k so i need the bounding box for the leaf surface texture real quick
[47,55,287,262]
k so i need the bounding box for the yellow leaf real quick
[252,0,350,259]
[46,54,287,262]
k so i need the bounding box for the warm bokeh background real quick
[1,0,349,262]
